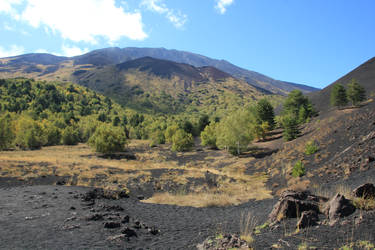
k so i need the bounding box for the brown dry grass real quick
[0,140,272,207]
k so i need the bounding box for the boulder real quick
[268,190,327,223]
[323,193,356,226]
[297,210,318,229]
[352,183,375,199]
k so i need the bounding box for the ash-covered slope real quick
[309,56,375,112]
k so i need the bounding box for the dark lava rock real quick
[352,183,375,199]
[121,227,137,238]
[104,222,121,229]
[102,205,124,212]
[56,180,66,185]
[137,195,144,200]
[197,234,250,250]
[82,188,129,202]
[121,215,130,224]
[148,226,159,235]
[323,193,356,226]
[134,221,142,229]
[86,213,104,221]
[297,210,319,229]
[268,190,327,223]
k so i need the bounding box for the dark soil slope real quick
[310,56,375,112]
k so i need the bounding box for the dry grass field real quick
[0,140,272,207]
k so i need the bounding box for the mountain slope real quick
[73,47,319,94]
[309,56,375,112]
[72,56,271,114]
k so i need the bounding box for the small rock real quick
[148,226,159,235]
[56,180,66,185]
[121,215,130,224]
[62,224,80,230]
[134,221,141,229]
[121,227,137,238]
[69,206,76,210]
[137,195,144,200]
[104,222,121,229]
[86,213,104,221]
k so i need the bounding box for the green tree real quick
[14,117,45,149]
[216,109,254,155]
[255,99,275,129]
[201,122,217,149]
[281,115,300,141]
[42,121,61,146]
[198,114,210,133]
[171,129,194,152]
[61,126,80,145]
[330,84,348,108]
[149,129,166,147]
[0,114,14,150]
[283,90,315,123]
[347,79,366,106]
[89,124,127,154]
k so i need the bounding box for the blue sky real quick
[0,0,374,88]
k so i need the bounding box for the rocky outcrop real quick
[352,183,375,199]
[268,190,327,223]
[323,193,356,226]
[297,210,319,229]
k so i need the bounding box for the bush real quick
[164,124,179,143]
[281,116,300,141]
[61,126,80,145]
[305,141,319,155]
[171,129,194,152]
[14,117,45,150]
[149,129,165,147]
[42,122,61,146]
[201,122,217,149]
[0,114,15,150]
[292,160,305,177]
[89,124,127,154]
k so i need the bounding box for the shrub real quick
[305,141,319,155]
[201,122,217,149]
[292,160,305,178]
[0,114,14,150]
[61,126,80,145]
[149,129,165,147]
[171,129,194,152]
[89,124,127,154]
[164,124,179,143]
[281,116,300,141]
[14,117,45,150]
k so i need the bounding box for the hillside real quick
[72,56,271,114]
[74,47,320,95]
[0,47,319,96]
[309,56,375,112]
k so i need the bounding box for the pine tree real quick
[347,79,366,106]
[330,84,348,108]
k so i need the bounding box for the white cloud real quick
[0,44,25,58]
[215,0,234,14]
[61,45,89,57]
[141,0,187,28]
[2,0,147,43]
